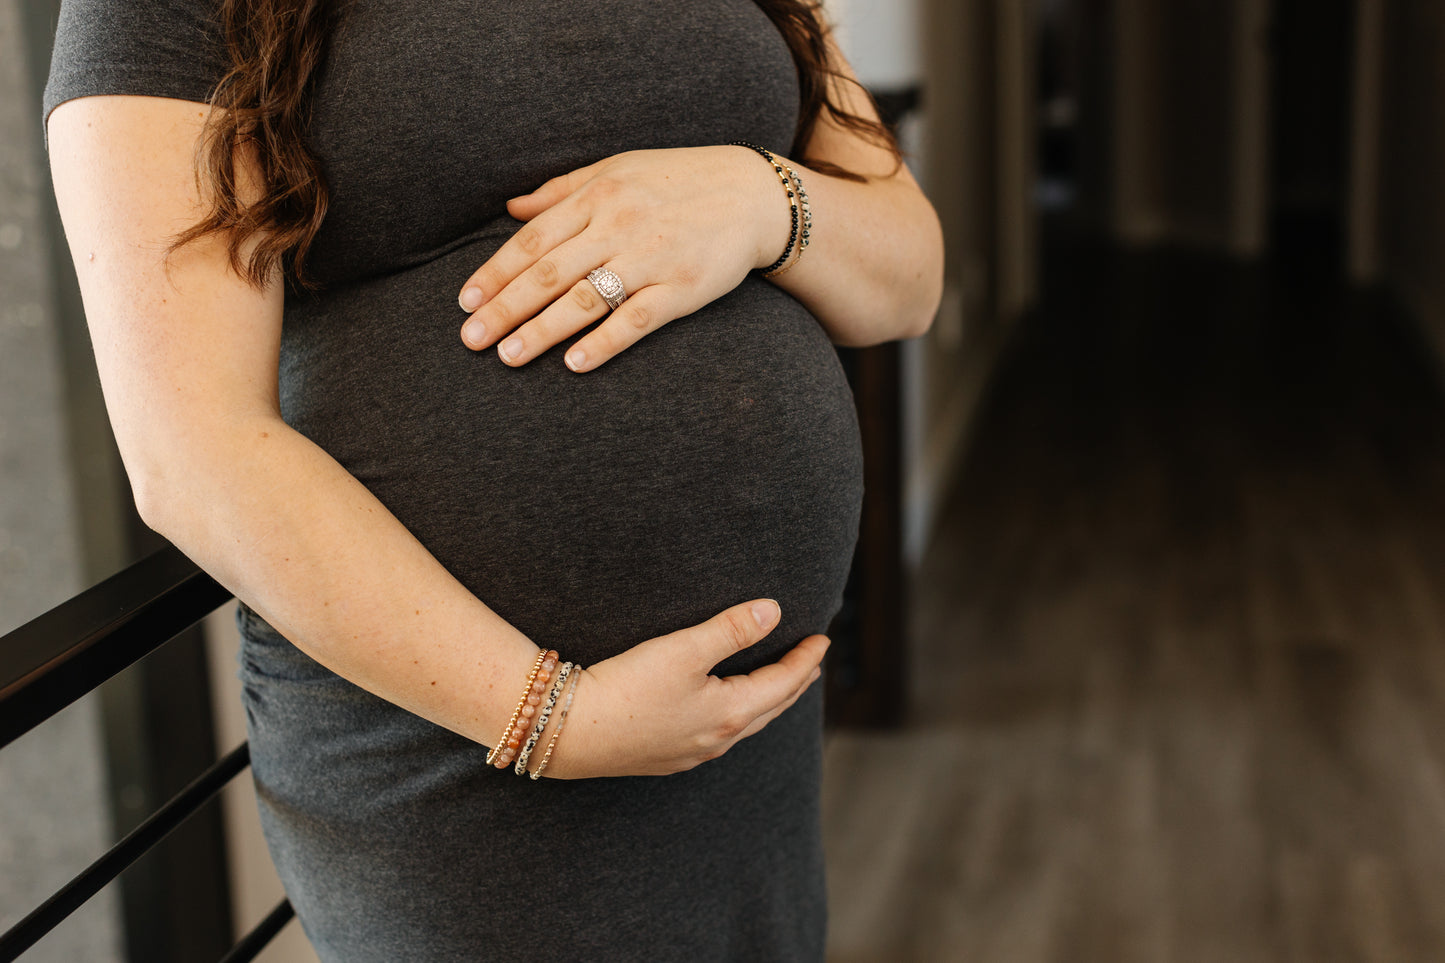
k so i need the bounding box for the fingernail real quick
[751,600,778,628]
[459,287,484,312]
[565,348,587,372]
[461,320,485,348]
[499,337,522,362]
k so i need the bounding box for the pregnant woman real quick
[43,0,942,959]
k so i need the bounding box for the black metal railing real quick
[0,545,292,962]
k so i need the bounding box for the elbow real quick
[109,407,277,544]
[121,414,284,542]
[903,271,944,341]
[814,201,945,346]
[899,215,946,341]
[116,426,208,541]
[838,221,944,346]
[901,312,935,343]
[125,455,181,539]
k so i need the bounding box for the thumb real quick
[684,598,780,667]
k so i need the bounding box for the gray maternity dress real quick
[44,1,864,959]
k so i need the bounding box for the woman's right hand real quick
[540,600,829,779]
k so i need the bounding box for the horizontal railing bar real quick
[0,742,250,963]
[218,898,296,963]
[0,544,232,749]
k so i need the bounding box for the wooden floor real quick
[822,223,1445,963]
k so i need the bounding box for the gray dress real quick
[45,1,864,959]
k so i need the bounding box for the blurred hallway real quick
[10,0,1445,957]
[822,213,1445,962]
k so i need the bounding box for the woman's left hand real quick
[457,146,791,372]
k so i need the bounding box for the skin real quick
[44,35,941,779]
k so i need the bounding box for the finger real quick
[461,236,609,352]
[496,266,645,366]
[562,283,676,373]
[505,160,608,221]
[715,633,829,715]
[457,205,588,314]
[733,663,823,743]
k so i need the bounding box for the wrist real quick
[727,143,797,271]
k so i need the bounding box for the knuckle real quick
[571,281,601,312]
[588,175,623,201]
[613,204,644,229]
[699,730,732,761]
[476,265,506,294]
[623,301,652,332]
[671,265,700,288]
[720,710,748,740]
[516,225,545,255]
[720,613,752,653]
[532,258,560,288]
[484,299,515,328]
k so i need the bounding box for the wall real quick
[1378,0,1445,368]
[1159,0,1239,248]
[840,0,1037,564]
[1112,0,1248,252]
[903,0,1012,562]
[0,0,122,957]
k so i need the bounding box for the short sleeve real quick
[42,0,229,130]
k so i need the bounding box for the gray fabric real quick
[46,2,863,960]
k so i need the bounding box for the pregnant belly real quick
[279,235,863,670]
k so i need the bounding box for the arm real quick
[454,36,943,368]
[756,36,945,347]
[47,94,825,778]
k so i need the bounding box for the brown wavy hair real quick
[174,0,900,289]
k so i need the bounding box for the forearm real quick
[134,415,538,747]
[758,159,945,347]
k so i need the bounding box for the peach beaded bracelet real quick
[485,649,545,766]
[488,649,558,769]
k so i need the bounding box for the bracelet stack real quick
[488,649,582,778]
[515,661,572,774]
[729,141,812,278]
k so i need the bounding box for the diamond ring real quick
[586,267,628,311]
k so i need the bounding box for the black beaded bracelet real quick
[729,141,800,276]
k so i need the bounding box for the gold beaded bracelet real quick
[497,651,559,768]
[490,650,559,769]
[485,649,547,766]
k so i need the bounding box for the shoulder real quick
[44,0,228,128]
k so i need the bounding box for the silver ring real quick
[586,267,628,311]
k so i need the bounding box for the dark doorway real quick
[1268,0,1356,274]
